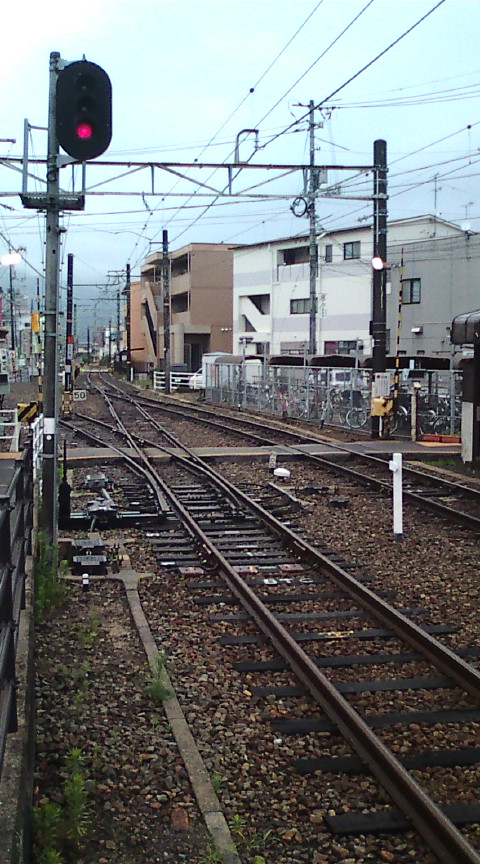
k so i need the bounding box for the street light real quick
[371,256,385,271]
[0,251,22,267]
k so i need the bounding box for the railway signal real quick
[56,60,112,161]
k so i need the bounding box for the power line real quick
[160,0,448,252]
[262,0,447,151]
[255,0,375,128]
[161,1,375,248]
[128,2,325,267]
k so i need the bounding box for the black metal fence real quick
[0,447,33,780]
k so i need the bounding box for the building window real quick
[171,292,189,314]
[171,253,189,277]
[280,246,309,266]
[338,340,360,354]
[401,278,421,304]
[290,298,310,314]
[343,241,361,260]
[324,244,332,262]
[248,294,270,314]
[256,342,270,355]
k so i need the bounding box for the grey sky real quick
[1,0,479,331]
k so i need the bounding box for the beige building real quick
[130,243,235,373]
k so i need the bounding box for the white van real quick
[188,353,231,390]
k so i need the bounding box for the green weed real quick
[35,533,69,622]
[72,661,91,687]
[144,653,172,703]
[63,748,91,847]
[211,773,223,792]
[76,614,101,645]
[201,842,222,863]
[228,814,277,856]
[33,801,63,864]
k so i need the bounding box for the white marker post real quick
[388,452,403,541]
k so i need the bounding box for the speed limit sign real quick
[73,389,87,402]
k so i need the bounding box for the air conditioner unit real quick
[411,326,423,334]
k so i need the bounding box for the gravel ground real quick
[34,578,213,864]
[20,379,480,863]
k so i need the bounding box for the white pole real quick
[389,452,403,540]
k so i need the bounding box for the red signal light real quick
[76,122,93,140]
[56,60,112,160]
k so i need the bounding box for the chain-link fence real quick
[207,361,462,437]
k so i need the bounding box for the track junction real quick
[32,371,480,864]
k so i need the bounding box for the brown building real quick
[130,242,235,373]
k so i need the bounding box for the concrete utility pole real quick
[125,262,131,365]
[371,139,388,440]
[162,229,171,394]
[42,51,62,542]
[8,265,15,352]
[308,100,318,356]
[116,288,120,357]
[64,253,74,395]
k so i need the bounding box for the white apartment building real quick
[233,216,463,357]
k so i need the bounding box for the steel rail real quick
[59,418,170,515]
[99,376,480,532]
[304,454,480,532]
[89,375,480,864]
[83,391,275,447]
[86,375,480,692]
[152,467,480,864]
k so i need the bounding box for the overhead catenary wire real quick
[11,0,477,299]
[260,0,448,152]
[156,0,448,252]
[128,2,325,268]
[159,0,377,249]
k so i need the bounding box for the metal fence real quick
[0,410,20,452]
[153,370,192,391]
[207,362,462,437]
[0,446,33,780]
[31,415,44,484]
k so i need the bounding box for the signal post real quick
[21,51,112,543]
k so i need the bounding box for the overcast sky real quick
[1,0,480,333]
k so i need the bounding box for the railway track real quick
[76,372,480,533]
[58,372,480,863]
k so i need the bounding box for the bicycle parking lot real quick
[207,359,461,438]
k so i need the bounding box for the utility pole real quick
[371,139,388,440]
[125,262,131,366]
[64,253,74,396]
[8,264,15,352]
[19,51,112,541]
[116,288,120,358]
[42,51,62,542]
[87,327,90,365]
[108,319,112,365]
[308,100,318,356]
[162,229,171,394]
[433,174,440,237]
